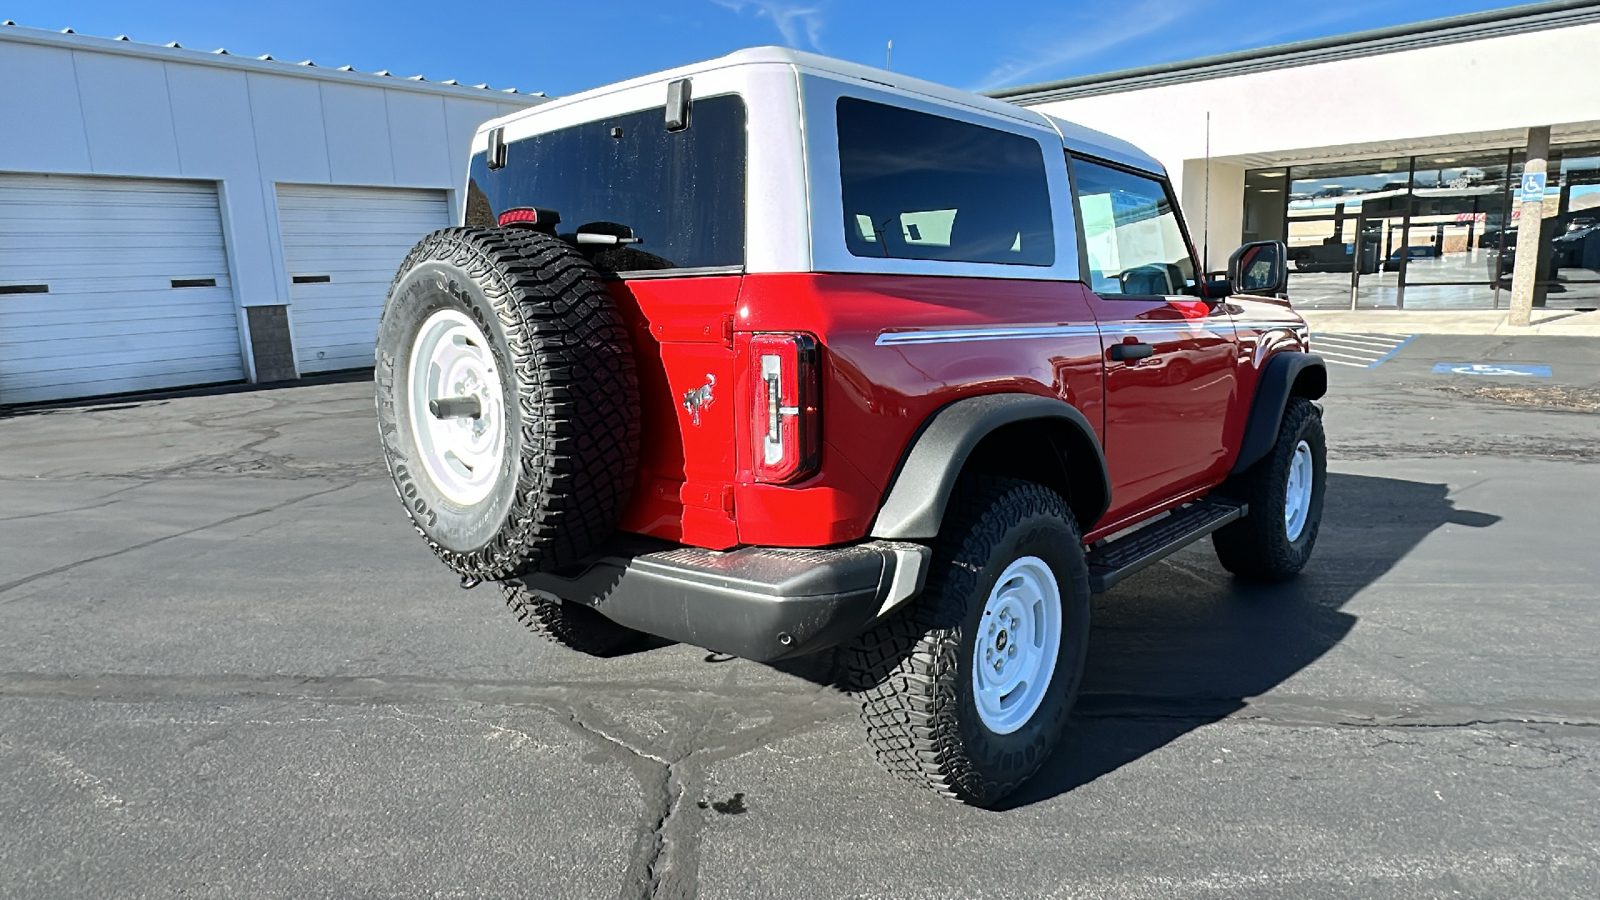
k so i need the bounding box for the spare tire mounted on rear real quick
[375,226,640,581]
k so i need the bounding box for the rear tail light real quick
[749,333,820,484]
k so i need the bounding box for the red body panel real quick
[736,273,1103,547]
[1086,295,1238,531]
[609,276,742,549]
[1222,295,1313,458]
[609,270,1304,552]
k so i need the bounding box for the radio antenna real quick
[886,40,893,70]
[1203,110,1211,276]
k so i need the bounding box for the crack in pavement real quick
[5,668,1596,898]
[0,479,155,522]
[0,481,358,599]
[1069,692,1600,736]
[0,669,849,900]
[560,694,848,900]
[6,673,1599,735]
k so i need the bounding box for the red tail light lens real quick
[749,333,820,484]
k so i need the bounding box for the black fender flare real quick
[1232,351,1328,474]
[868,394,1110,540]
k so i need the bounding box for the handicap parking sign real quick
[1520,172,1547,203]
[1432,362,1552,377]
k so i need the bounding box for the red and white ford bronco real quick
[375,48,1327,806]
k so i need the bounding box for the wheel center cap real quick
[995,630,1009,651]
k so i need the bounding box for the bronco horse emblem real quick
[682,374,715,426]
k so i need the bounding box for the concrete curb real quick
[1298,308,1600,336]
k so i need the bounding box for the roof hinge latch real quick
[486,126,507,170]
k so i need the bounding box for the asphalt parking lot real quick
[3,334,1599,899]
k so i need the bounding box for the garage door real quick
[0,173,243,405]
[277,185,450,374]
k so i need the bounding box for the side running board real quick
[1086,498,1247,593]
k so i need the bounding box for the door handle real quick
[1109,342,1154,361]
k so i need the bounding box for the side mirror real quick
[1228,240,1288,297]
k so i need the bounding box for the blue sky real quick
[3,0,1534,96]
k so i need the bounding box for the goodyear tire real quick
[1211,397,1326,581]
[375,227,640,581]
[847,476,1091,807]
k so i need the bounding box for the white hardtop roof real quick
[483,47,1164,175]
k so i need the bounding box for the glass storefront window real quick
[1402,151,1511,309]
[1241,168,1287,245]
[1507,142,1600,310]
[1246,143,1600,311]
[1284,157,1408,309]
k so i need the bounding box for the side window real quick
[1071,158,1196,296]
[836,97,1054,266]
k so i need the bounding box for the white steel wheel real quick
[971,555,1063,735]
[1284,439,1314,542]
[406,309,507,506]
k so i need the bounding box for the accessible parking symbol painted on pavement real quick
[1432,363,1553,377]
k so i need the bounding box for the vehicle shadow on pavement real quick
[991,471,1500,811]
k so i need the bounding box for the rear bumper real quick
[511,538,931,661]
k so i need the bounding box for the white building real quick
[0,23,544,405]
[996,0,1600,313]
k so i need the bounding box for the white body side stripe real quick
[875,325,1101,345]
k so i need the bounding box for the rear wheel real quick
[502,582,646,657]
[1212,396,1326,581]
[847,476,1090,807]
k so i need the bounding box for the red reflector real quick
[497,208,541,226]
[749,333,820,484]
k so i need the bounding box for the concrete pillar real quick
[1507,126,1552,327]
[1180,159,1244,273]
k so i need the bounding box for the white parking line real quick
[1316,335,1399,350]
[1309,333,1416,369]
[1318,350,1382,362]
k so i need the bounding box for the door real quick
[1353,193,1405,309]
[276,185,450,373]
[0,173,243,405]
[1070,158,1238,524]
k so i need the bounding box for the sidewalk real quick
[1298,308,1600,336]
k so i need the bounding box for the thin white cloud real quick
[1218,2,1391,56]
[711,0,826,51]
[971,1,1204,92]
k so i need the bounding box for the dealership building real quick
[5,4,1600,405]
[994,0,1600,314]
[0,23,542,405]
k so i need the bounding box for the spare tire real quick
[375,226,640,581]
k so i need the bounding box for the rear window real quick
[466,94,746,273]
[836,97,1054,266]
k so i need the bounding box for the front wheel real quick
[847,476,1090,807]
[1212,396,1327,581]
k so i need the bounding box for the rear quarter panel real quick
[733,272,1106,546]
